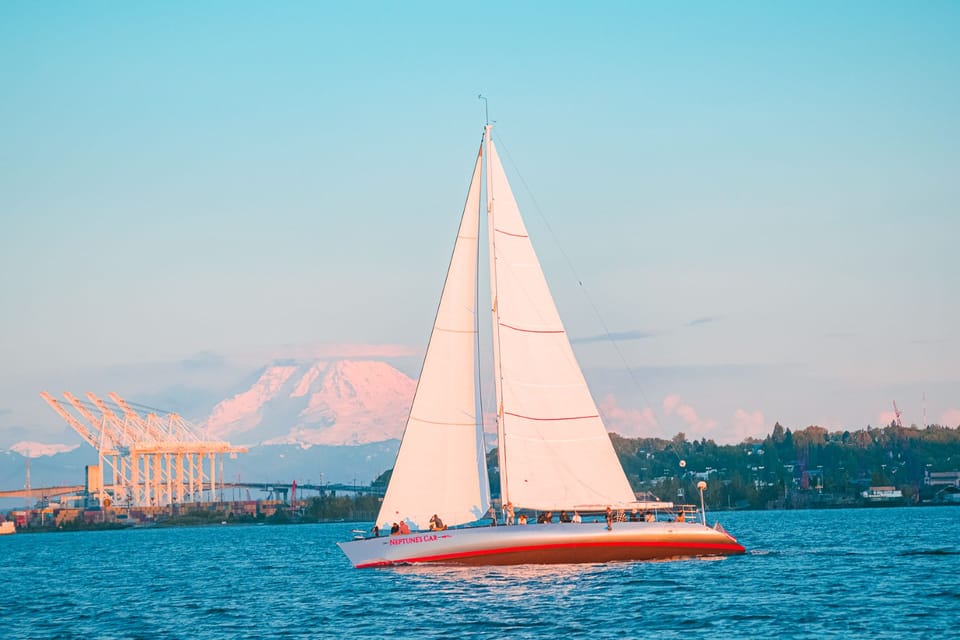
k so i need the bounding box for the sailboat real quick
[337,125,745,568]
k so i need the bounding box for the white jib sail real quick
[485,133,637,510]
[376,145,490,531]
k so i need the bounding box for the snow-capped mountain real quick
[200,360,417,446]
[0,359,417,501]
[9,442,80,458]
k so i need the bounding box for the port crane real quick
[41,391,247,508]
[892,401,903,428]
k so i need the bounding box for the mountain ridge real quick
[199,359,416,446]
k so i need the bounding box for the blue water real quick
[1,507,958,639]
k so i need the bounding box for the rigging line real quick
[486,127,509,504]
[473,133,489,504]
[120,399,177,417]
[491,129,663,429]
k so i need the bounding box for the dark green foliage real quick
[302,494,381,522]
[604,423,960,509]
[372,469,392,489]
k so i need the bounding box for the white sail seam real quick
[409,417,477,427]
[505,434,609,443]
[500,381,582,389]
[434,327,477,334]
[503,411,599,422]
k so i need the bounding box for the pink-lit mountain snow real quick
[200,360,416,446]
[9,442,80,458]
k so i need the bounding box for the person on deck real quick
[489,506,498,526]
[399,521,411,534]
[504,501,515,525]
[429,514,446,531]
[605,506,614,531]
[559,510,571,523]
[572,511,582,524]
[517,514,528,525]
[390,522,400,535]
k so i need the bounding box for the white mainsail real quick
[376,145,490,531]
[485,131,637,510]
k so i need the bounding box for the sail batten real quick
[499,323,565,334]
[494,229,529,238]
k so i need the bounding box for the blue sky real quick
[1,1,958,447]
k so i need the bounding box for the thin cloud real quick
[731,409,766,441]
[940,409,960,427]
[262,343,422,360]
[662,394,717,432]
[686,316,722,327]
[571,329,659,344]
[180,351,228,370]
[597,394,658,437]
[878,410,897,426]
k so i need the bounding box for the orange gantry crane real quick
[892,400,903,428]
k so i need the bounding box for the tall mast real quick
[485,124,508,505]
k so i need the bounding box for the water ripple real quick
[1,508,959,638]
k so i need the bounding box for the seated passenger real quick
[517,514,528,525]
[559,510,571,523]
[572,511,582,523]
[399,520,411,534]
[390,522,400,535]
[429,514,446,531]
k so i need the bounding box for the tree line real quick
[367,422,960,512]
[608,422,960,509]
